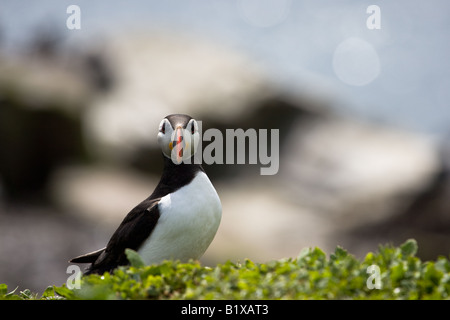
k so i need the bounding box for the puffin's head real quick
[157,114,200,164]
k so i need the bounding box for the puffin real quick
[70,114,222,275]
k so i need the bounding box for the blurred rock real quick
[281,115,445,259]
[282,116,440,224]
[0,102,86,201]
[0,52,89,112]
[50,165,158,227]
[82,31,281,162]
[0,37,115,201]
[344,144,450,260]
[209,115,443,262]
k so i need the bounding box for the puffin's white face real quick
[157,117,200,164]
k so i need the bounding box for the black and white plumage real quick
[70,114,222,275]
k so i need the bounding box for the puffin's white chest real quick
[138,171,222,264]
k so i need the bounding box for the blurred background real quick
[1,0,450,293]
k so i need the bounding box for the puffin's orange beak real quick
[169,126,184,163]
[176,127,183,160]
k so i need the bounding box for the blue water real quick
[1,0,450,137]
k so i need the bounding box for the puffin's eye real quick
[160,122,166,134]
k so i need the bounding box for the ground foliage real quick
[1,239,449,300]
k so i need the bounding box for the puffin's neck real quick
[149,155,204,199]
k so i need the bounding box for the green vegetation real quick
[1,239,449,300]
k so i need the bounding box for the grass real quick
[1,239,449,300]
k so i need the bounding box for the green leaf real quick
[41,286,56,299]
[334,246,348,259]
[125,248,145,268]
[297,247,311,260]
[0,284,7,296]
[54,285,77,299]
[19,289,33,299]
[400,239,418,257]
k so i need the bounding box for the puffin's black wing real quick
[70,197,161,275]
